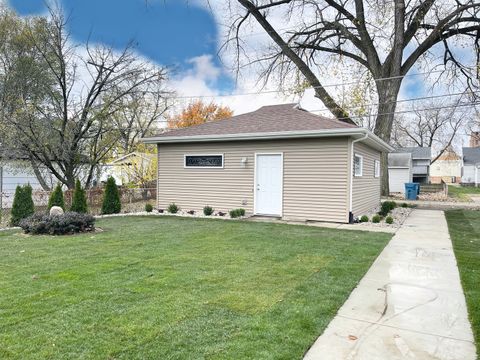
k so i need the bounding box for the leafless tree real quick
[0,8,169,189]
[111,88,171,155]
[222,0,480,194]
[393,97,469,163]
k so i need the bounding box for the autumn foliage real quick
[167,101,233,129]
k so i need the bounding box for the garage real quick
[388,153,413,193]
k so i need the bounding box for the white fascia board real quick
[141,127,394,152]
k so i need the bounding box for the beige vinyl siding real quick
[157,138,350,223]
[352,142,381,216]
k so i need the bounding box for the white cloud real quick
[168,53,302,116]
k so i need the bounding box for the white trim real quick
[142,128,394,153]
[354,153,363,177]
[374,159,380,178]
[183,154,224,169]
[254,152,284,217]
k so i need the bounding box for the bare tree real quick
[393,98,468,163]
[111,86,171,155]
[0,8,169,189]
[222,0,480,194]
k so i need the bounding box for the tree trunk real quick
[29,158,52,191]
[374,79,402,196]
[65,166,76,190]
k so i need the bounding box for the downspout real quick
[476,162,480,187]
[348,133,369,223]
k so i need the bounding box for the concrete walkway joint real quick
[304,209,477,360]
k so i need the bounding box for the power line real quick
[157,94,480,124]
[170,67,478,100]
[305,90,480,114]
[331,101,480,122]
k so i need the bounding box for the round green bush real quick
[360,215,369,223]
[203,206,214,216]
[19,212,95,235]
[401,202,409,208]
[386,216,394,224]
[229,208,246,218]
[372,215,381,223]
[145,203,153,213]
[167,203,179,214]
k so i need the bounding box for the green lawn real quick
[448,185,480,201]
[0,216,390,359]
[445,210,480,355]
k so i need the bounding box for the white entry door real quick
[255,154,283,216]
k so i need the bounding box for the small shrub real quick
[70,179,88,213]
[167,203,179,214]
[48,184,65,210]
[203,206,214,216]
[372,215,381,223]
[101,177,121,215]
[385,216,394,224]
[401,202,409,208]
[379,201,397,216]
[10,184,35,226]
[19,212,95,235]
[145,203,153,213]
[229,208,246,218]
[360,215,369,223]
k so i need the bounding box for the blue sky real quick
[8,0,234,92]
[7,0,427,113]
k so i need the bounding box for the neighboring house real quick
[462,147,480,185]
[100,152,156,186]
[387,152,413,193]
[0,151,56,208]
[393,147,431,184]
[430,148,462,184]
[142,104,393,223]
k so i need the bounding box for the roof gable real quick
[394,147,431,159]
[463,147,480,165]
[149,103,357,139]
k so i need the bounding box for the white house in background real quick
[462,147,480,185]
[0,151,56,208]
[100,152,156,186]
[388,152,413,193]
[430,148,462,184]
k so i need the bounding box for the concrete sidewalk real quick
[304,209,477,360]
[385,198,480,211]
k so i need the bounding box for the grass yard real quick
[445,210,480,355]
[448,185,480,202]
[0,216,391,359]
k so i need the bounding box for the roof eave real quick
[141,128,394,152]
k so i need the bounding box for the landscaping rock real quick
[49,206,64,216]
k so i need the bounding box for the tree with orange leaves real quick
[167,100,233,129]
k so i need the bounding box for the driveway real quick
[304,209,477,360]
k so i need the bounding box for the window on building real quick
[354,154,363,177]
[184,154,224,168]
[374,159,380,178]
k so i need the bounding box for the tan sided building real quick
[142,104,393,223]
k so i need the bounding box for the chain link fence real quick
[0,187,156,228]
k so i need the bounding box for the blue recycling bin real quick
[404,183,418,200]
[414,183,420,195]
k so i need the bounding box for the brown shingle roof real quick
[152,103,357,138]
